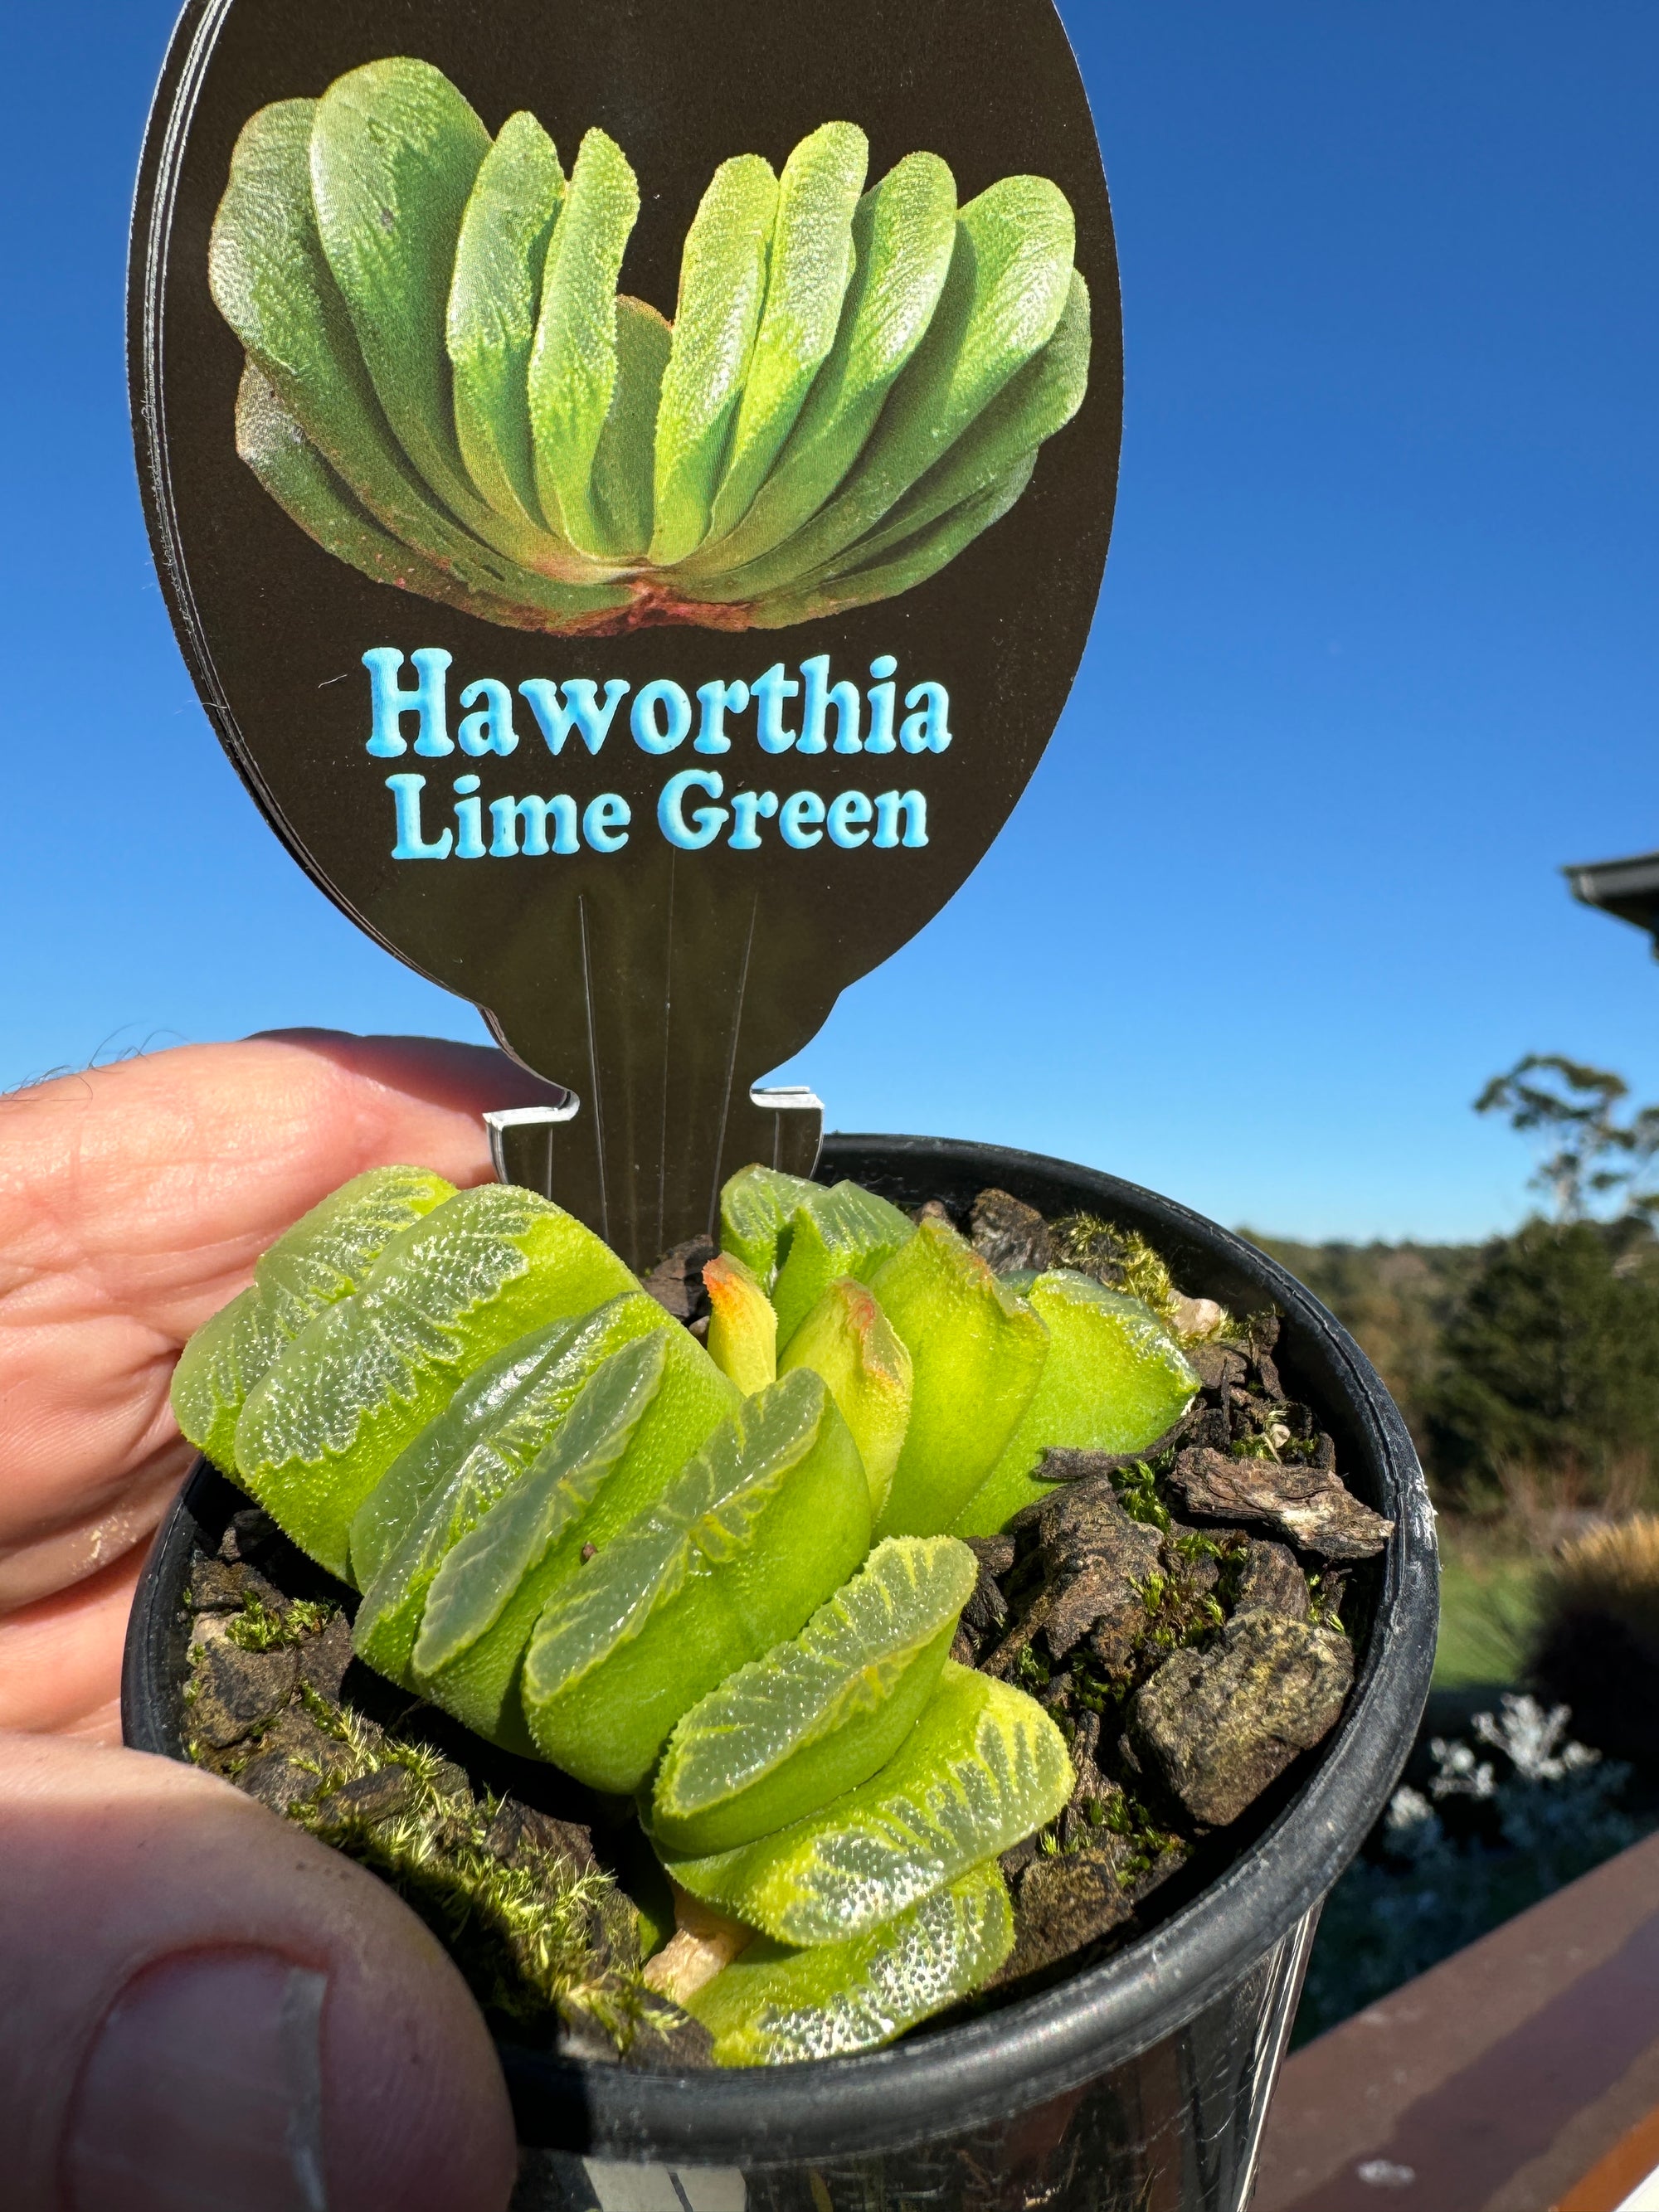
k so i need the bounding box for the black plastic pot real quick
[124,1135,1438,2212]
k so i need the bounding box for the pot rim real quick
[124,1134,1438,2165]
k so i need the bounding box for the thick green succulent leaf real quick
[649,155,779,566]
[308,63,502,528]
[411,1333,665,1724]
[687,1860,1012,2064]
[235,1185,639,1580]
[703,123,868,545]
[588,297,672,562]
[771,1181,916,1349]
[813,270,1089,579]
[414,1325,740,1741]
[704,1252,778,1396]
[172,1164,455,1475]
[870,1218,1050,1538]
[718,1164,819,1292]
[664,1662,1071,1943]
[649,1535,975,1855]
[448,110,567,533]
[234,364,538,622]
[745,449,1036,628]
[701,173,1075,602]
[678,151,956,582]
[955,1274,1199,1536]
[522,1369,871,1791]
[528,129,641,558]
[210,101,627,623]
[776,1277,912,1515]
[171,1286,266,1476]
[353,1292,675,1690]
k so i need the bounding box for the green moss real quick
[225,1594,335,1650]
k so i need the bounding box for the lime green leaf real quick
[414,1326,739,1741]
[687,1860,1012,2064]
[649,155,779,566]
[700,173,1074,601]
[528,129,640,557]
[447,111,566,532]
[745,450,1036,628]
[718,1164,819,1291]
[815,270,1088,578]
[955,1274,1199,1536]
[210,100,628,624]
[678,150,956,582]
[704,1252,778,1397]
[870,1218,1050,1538]
[587,296,673,562]
[352,1291,678,1687]
[777,1278,912,1516]
[522,1370,871,1791]
[235,1185,638,1580]
[308,61,494,526]
[233,364,539,621]
[771,1181,915,1349]
[649,1535,975,1855]
[171,1286,267,1476]
[664,1662,1071,1942]
[703,123,868,544]
[172,1164,454,1475]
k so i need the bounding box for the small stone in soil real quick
[971,1189,1052,1277]
[1166,1446,1394,1560]
[1131,1610,1355,1827]
[188,1640,299,1749]
[640,1236,716,1325]
[990,1480,1163,1672]
[996,1843,1138,1981]
[485,1801,599,1875]
[1184,1343,1249,1393]
[187,1556,247,1613]
[1236,1538,1311,1620]
[297,1612,355,1700]
[314,1767,418,1828]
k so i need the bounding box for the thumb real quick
[0,1731,518,2212]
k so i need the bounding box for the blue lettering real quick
[864,655,898,753]
[489,793,579,856]
[364,648,451,758]
[452,773,487,859]
[873,789,927,848]
[780,790,826,849]
[386,773,454,858]
[518,678,630,756]
[632,678,694,755]
[753,662,800,754]
[899,680,952,755]
[583,793,631,852]
[727,790,778,849]
[457,677,519,757]
[659,770,729,850]
[694,678,750,754]
[826,790,873,848]
[798,655,862,755]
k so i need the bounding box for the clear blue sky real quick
[3,2,1657,1242]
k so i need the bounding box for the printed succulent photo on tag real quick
[212,62,1092,635]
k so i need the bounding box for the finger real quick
[2,1731,516,2212]
[0,1032,566,1730]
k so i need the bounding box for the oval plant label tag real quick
[133,0,1121,1266]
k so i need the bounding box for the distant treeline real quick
[1246,1219,1659,1511]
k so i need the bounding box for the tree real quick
[1429,1059,1659,1500]
[1475,1055,1659,1224]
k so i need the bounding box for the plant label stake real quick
[132,0,1121,1268]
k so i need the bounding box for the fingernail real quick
[68,1949,328,2212]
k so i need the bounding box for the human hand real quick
[0,1030,564,2210]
